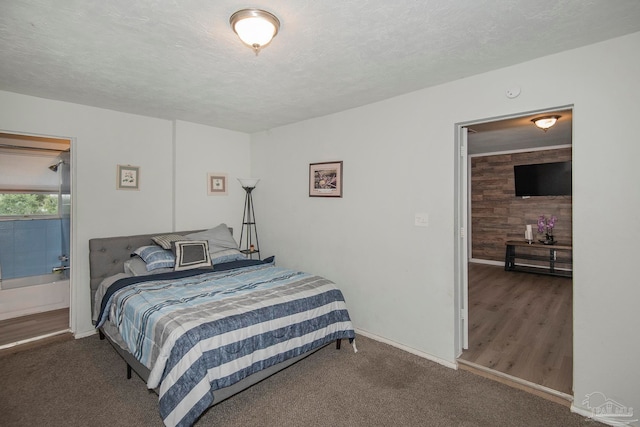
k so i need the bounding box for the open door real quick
[455,125,469,354]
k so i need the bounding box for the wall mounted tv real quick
[514,161,572,197]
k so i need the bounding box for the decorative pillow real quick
[133,245,176,271]
[186,224,238,253]
[210,248,247,265]
[124,257,173,276]
[151,234,186,250]
[173,240,212,271]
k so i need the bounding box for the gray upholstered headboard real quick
[88,229,208,314]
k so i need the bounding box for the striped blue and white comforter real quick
[97,262,355,427]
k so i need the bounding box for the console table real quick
[504,240,572,278]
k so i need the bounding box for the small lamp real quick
[238,178,260,258]
[531,115,561,132]
[238,178,260,189]
[230,9,280,55]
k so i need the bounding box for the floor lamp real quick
[238,178,260,259]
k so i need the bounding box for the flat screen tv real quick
[514,161,572,197]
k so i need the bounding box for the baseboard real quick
[469,258,503,266]
[457,359,573,407]
[74,328,98,339]
[354,328,457,370]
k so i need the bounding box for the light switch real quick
[414,213,429,227]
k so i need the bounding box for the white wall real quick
[173,120,250,234]
[0,92,250,341]
[251,32,640,422]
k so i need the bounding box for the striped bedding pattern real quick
[98,263,355,427]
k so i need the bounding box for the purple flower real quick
[537,215,558,234]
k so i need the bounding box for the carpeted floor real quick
[0,334,603,427]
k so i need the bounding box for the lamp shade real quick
[230,9,280,54]
[238,178,260,188]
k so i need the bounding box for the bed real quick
[89,225,356,427]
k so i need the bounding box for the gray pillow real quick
[186,224,238,253]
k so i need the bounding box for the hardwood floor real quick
[0,308,70,347]
[458,263,573,397]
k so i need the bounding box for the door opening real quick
[454,107,574,399]
[0,131,72,345]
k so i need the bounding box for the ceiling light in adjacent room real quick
[230,9,280,55]
[531,115,561,132]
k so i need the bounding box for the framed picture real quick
[116,165,140,190]
[207,173,228,196]
[309,161,343,197]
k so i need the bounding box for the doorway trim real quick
[0,129,76,336]
[453,105,574,358]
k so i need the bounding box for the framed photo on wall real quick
[116,165,140,190]
[309,161,343,197]
[207,173,228,195]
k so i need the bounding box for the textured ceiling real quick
[1,1,639,134]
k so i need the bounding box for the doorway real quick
[0,132,72,345]
[454,107,574,399]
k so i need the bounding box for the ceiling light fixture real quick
[230,9,280,55]
[531,115,561,132]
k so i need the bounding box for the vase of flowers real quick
[537,215,557,244]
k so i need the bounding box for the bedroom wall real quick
[0,92,249,341]
[251,31,640,422]
[173,120,251,236]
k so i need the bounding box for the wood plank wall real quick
[471,148,572,262]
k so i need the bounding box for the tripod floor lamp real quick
[238,178,260,259]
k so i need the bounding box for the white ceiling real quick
[1,1,639,134]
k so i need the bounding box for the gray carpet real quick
[0,334,603,427]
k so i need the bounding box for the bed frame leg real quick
[127,364,132,379]
[336,339,341,350]
[99,330,105,340]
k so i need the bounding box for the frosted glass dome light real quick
[532,115,561,132]
[230,9,280,55]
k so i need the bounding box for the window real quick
[0,193,59,217]
[0,141,68,218]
